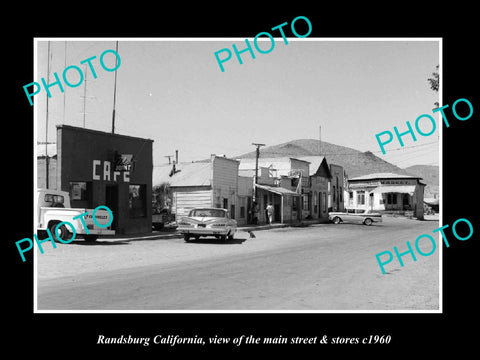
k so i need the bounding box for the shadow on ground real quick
[184,237,247,245]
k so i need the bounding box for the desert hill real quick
[237,139,410,178]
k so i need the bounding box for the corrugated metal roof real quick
[153,162,212,187]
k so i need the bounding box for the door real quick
[274,203,280,223]
[105,185,118,230]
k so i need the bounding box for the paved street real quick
[37,217,440,311]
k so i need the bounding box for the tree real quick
[428,65,439,108]
[152,182,172,213]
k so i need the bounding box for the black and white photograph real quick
[7,6,478,356]
[31,38,442,312]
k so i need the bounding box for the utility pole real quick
[111,40,119,134]
[252,142,265,201]
[79,64,95,127]
[319,125,322,156]
[45,41,51,189]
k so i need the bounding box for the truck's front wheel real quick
[48,221,71,243]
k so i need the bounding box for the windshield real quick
[189,209,226,218]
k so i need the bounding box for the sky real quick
[34,38,440,169]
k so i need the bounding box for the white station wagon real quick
[328,208,382,226]
[177,208,237,242]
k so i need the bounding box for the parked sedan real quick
[177,208,237,242]
[328,208,382,226]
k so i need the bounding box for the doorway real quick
[105,184,118,230]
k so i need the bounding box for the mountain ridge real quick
[236,138,439,196]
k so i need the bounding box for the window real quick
[240,206,245,218]
[356,209,365,214]
[129,184,146,218]
[323,192,327,212]
[230,204,235,219]
[190,209,226,217]
[387,193,398,204]
[69,181,88,201]
[357,191,365,205]
[302,195,309,211]
[339,186,343,202]
[333,185,336,202]
[44,193,64,207]
[293,196,299,211]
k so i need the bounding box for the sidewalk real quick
[106,219,328,242]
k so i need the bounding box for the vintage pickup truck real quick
[37,188,115,242]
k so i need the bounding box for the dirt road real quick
[36,217,440,311]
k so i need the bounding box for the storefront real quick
[55,125,153,235]
[347,172,425,219]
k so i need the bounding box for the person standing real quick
[251,201,259,225]
[266,202,274,224]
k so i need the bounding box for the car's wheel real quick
[183,234,191,242]
[220,235,227,241]
[333,216,341,224]
[153,223,164,231]
[228,232,234,240]
[49,221,70,242]
[364,218,373,226]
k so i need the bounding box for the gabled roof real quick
[295,156,332,177]
[153,162,211,187]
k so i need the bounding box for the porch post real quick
[281,195,284,223]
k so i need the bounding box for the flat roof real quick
[57,124,154,143]
[349,172,422,181]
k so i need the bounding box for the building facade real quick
[296,156,333,221]
[329,164,346,212]
[53,125,153,235]
[347,172,425,219]
[153,155,240,222]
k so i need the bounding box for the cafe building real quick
[43,125,154,235]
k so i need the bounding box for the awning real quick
[373,185,416,195]
[255,184,301,196]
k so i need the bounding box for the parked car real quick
[328,208,382,226]
[177,208,237,242]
